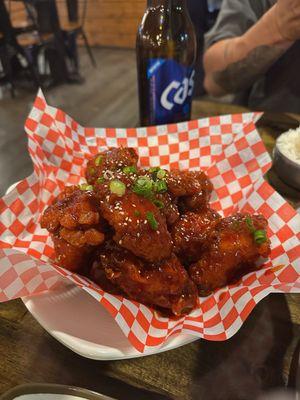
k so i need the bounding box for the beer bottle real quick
[136,0,197,126]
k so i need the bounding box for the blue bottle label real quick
[146,58,195,125]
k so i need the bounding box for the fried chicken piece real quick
[172,208,221,264]
[41,186,101,232]
[89,257,123,295]
[166,170,212,211]
[189,213,271,296]
[86,147,138,184]
[41,186,105,272]
[136,168,180,226]
[91,243,198,316]
[59,227,104,247]
[51,235,93,272]
[95,183,173,262]
[156,192,180,226]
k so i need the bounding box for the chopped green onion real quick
[146,211,158,230]
[95,155,103,166]
[134,210,141,217]
[149,167,160,174]
[79,183,94,191]
[157,169,166,179]
[89,167,96,175]
[153,199,164,209]
[132,177,153,198]
[154,180,167,193]
[123,165,137,174]
[246,217,267,244]
[110,180,126,197]
[149,167,166,181]
[254,230,267,244]
[245,216,255,233]
[97,176,105,184]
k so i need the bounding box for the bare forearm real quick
[204,6,293,96]
[209,42,288,95]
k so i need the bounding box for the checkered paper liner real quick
[0,91,299,353]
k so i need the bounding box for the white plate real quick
[6,182,198,360]
[22,281,198,360]
[0,383,115,400]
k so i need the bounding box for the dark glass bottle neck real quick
[147,0,186,7]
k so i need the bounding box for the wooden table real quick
[0,100,299,400]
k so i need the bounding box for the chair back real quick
[25,0,61,34]
[66,0,78,22]
[65,0,87,26]
[0,0,15,41]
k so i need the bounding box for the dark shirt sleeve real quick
[204,0,266,50]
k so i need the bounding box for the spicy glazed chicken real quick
[40,186,105,272]
[41,147,271,316]
[189,213,271,295]
[172,208,221,264]
[91,242,198,316]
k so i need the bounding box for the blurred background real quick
[0,0,221,96]
[0,0,222,107]
[0,0,223,194]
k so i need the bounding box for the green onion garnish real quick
[149,167,160,174]
[154,180,167,193]
[149,167,166,181]
[246,216,267,244]
[123,165,137,174]
[79,183,94,191]
[153,199,164,209]
[134,210,141,217]
[132,177,153,198]
[254,230,267,244]
[146,211,158,230]
[97,176,105,184]
[95,155,103,166]
[245,216,255,233]
[110,180,126,197]
[157,169,166,179]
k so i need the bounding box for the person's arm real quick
[204,1,300,97]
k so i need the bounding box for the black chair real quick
[6,0,36,35]
[23,0,70,83]
[61,0,96,68]
[0,0,40,94]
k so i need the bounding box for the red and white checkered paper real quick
[0,90,299,353]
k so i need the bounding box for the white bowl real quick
[273,142,300,191]
[22,281,198,360]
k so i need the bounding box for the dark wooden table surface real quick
[0,98,299,400]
